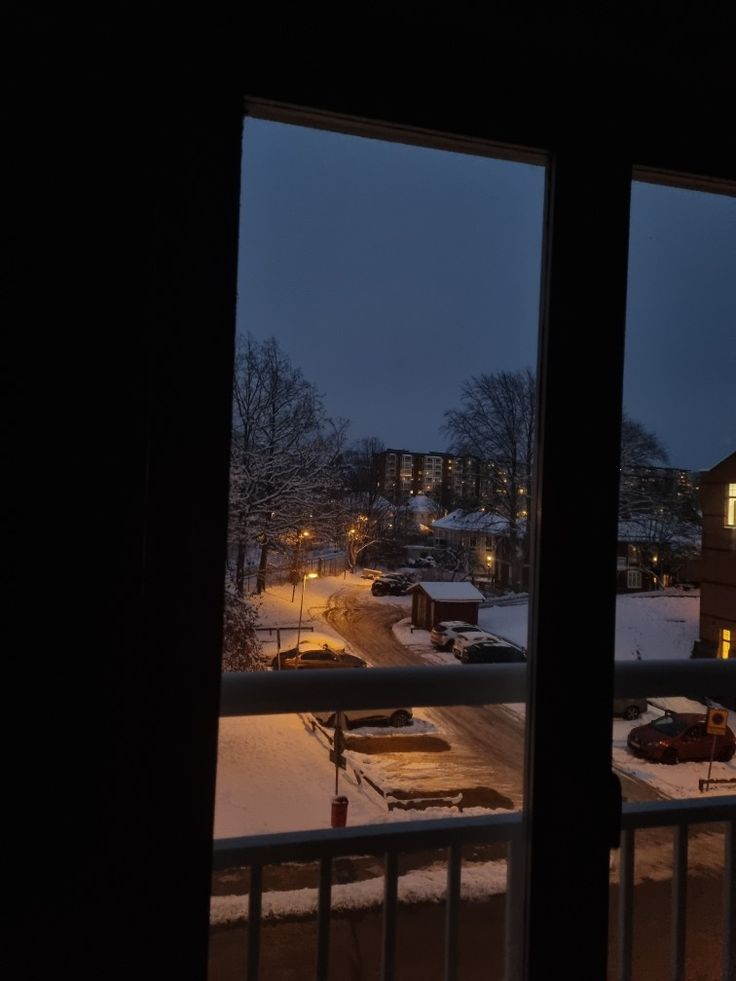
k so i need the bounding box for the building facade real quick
[377,448,527,512]
[694,451,736,661]
[378,448,484,506]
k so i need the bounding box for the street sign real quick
[706,707,728,736]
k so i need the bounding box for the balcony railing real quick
[214,660,735,981]
[212,799,734,981]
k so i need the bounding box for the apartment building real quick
[694,451,736,662]
[377,448,482,506]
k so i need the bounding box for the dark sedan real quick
[456,640,527,664]
[371,575,412,596]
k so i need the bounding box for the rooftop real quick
[408,581,485,602]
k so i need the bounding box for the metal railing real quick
[616,799,735,981]
[214,659,736,980]
[212,800,735,981]
[213,812,525,981]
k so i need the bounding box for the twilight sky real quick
[236,118,735,472]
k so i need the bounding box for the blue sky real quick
[236,118,735,472]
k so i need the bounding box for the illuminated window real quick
[721,628,732,660]
[727,484,736,527]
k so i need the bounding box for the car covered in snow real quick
[429,620,479,649]
[271,633,366,670]
[450,630,496,657]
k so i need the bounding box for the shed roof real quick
[409,581,485,602]
[431,509,513,534]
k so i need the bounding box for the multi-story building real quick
[693,451,736,663]
[431,507,526,588]
[618,464,700,517]
[377,448,483,506]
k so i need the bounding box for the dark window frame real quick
[221,102,735,980]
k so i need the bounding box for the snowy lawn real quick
[216,579,733,844]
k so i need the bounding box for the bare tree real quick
[443,368,535,528]
[619,413,669,470]
[443,372,685,590]
[618,412,674,521]
[312,437,396,572]
[228,335,347,594]
[443,368,534,587]
[342,437,385,503]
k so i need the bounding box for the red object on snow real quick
[331,795,349,827]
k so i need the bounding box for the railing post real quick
[505,831,526,981]
[724,819,735,981]
[671,825,688,981]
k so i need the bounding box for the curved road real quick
[319,584,677,809]
[315,584,734,889]
[321,586,527,810]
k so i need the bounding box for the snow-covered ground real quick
[215,576,733,836]
[211,575,734,922]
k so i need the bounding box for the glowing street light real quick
[344,527,356,579]
[296,572,318,649]
[291,529,311,601]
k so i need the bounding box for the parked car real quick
[410,555,436,568]
[371,575,412,596]
[280,648,368,670]
[450,630,495,657]
[613,696,649,720]
[455,638,527,664]
[627,711,736,764]
[430,620,479,649]
[271,634,367,670]
[313,707,413,728]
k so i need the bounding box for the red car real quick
[627,711,735,765]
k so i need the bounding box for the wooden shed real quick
[408,581,485,630]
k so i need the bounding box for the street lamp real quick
[344,527,355,579]
[296,572,318,649]
[291,529,311,601]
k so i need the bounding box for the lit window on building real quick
[721,628,732,660]
[727,483,736,527]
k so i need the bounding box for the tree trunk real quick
[235,542,246,596]
[256,543,269,594]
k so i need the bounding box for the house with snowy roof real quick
[431,508,526,588]
[616,514,702,592]
[401,493,443,532]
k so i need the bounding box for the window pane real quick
[611,181,736,981]
[220,115,545,814]
[212,117,546,976]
